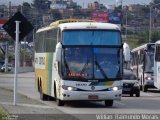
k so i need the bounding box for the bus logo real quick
[91,86,95,90]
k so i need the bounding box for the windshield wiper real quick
[80,60,89,74]
[64,57,71,74]
[95,58,108,79]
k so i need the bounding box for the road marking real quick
[114,101,125,106]
[140,92,155,97]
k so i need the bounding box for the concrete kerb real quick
[0,87,79,120]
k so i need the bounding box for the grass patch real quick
[123,37,139,49]
[0,105,9,120]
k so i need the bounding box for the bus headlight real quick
[62,85,77,91]
[108,86,121,91]
[145,76,153,80]
[113,87,118,91]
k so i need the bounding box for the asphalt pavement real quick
[1,72,160,120]
[0,87,79,120]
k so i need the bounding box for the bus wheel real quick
[57,99,65,106]
[105,100,113,107]
[39,85,48,101]
[136,93,140,97]
[130,93,133,97]
[142,86,147,92]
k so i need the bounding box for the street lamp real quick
[149,3,160,43]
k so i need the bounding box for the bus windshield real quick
[145,52,154,73]
[63,30,121,45]
[62,47,121,80]
[145,44,155,73]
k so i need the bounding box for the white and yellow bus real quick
[35,19,123,106]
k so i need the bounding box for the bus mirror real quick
[55,42,62,61]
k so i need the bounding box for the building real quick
[50,0,77,9]
[105,5,115,12]
[50,0,67,9]
[59,8,73,18]
[128,4,143,12]
[0,5,8,19]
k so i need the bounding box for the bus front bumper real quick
[144,80,154,87]
[59,90,122,101]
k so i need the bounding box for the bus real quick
[35,19,123,106]
[131,43,155,92]
[154,40,160,89]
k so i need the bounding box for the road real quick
[0,72,160,120]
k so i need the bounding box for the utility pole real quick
[149,3,160,43]
[125,9,128,39]
[5,1,11,72]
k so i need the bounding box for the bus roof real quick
[50,19,95,26]
[36,19,95,33]
[131,43,155,52]
[155,40,160,44]
[59,22,120,31]
[36,19,120,33]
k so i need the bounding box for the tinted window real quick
[63,30,121,45]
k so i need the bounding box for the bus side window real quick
[57,28,61,43]
[156,45,160,62]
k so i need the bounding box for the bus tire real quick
[130,93,133,97]
[136,93,140,97]
[57,99,65,106]
[140,85,142,90]
[105,100,113,107]
[37,79,40,92]
[39,85,48,101]
[142,85,147,92]
[54,83,64,105]
[54,83,57,100]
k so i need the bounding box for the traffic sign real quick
[2,11,33,41]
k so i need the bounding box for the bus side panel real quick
[46,53,54,96]
[51,53,61,98]
[154,62,160,89]
[35,53,49,95]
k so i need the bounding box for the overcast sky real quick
[0,0,152,7]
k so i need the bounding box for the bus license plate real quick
[88,95,98,100]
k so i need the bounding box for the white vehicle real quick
[154,40,160,89]
[131,43,155,92]
[0,64,12,72]
[35,19,123,106]
[123,43,131,69]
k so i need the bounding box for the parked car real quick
[122,70,140,97]
[0,64,12,72]
[0,60,4,69]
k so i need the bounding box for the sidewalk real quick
[0,88,79,120]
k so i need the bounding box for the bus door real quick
[155,44,160,89]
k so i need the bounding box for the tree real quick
[50,10,62,20]
[151,31,160,43]
[150,0,160,9]
[152,0,160,4]
[22,2,32,18]
[32,0,51,13]
[137,31,149,45]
